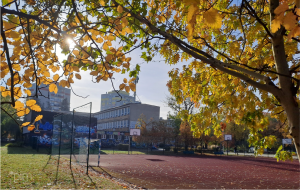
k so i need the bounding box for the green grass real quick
[1,146,124,189]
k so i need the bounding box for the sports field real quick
[89,154,300,189]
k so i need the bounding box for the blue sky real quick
[67,49,186,118]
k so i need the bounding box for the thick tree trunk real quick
[282,101,300,162]
[270,0,300,162]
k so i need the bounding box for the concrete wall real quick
[129,104,160,122]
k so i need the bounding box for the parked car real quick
[151,146,157,150]
[248,147,255,153]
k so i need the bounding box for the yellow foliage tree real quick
[1,0,300,162]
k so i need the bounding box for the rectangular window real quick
[109,135,114,139]
[101,134,106,139]
[123,108,126,115]
[128,107,130,114]
[117,135,122,140]
[124,136,128,140]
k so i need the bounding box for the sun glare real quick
[67,38,74,45]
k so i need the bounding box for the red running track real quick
[89,154,300,189]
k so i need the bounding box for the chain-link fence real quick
[51,103,95,174]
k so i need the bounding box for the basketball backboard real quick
[130,129,140,136]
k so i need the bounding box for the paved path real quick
[88,154,300,189]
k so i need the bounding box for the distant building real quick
[94,103,160,132]
[100,90,139,111]
[28,83,71,111]
[159,117,176,128]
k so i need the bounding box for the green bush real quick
[118,144,129,150]
[5,141,24,147]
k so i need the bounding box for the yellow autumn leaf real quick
[117,5,123,13]
[119,83,126,90]
[49,83,58,94]
[35,115,43,122]
[12,64,21,71]
[107,35,115,41]
[73,66,80,72]
[14,101,24,109]
[73,50,80,57]
[17,109,26,117]
[26,99,36,107]
[125,86,130,93]
[129,83,136,91]
[123,78,127,83]
[28,125,35,131]
[75,73,81,79]
[103,42,109,50]
[31,104,42,112]
[24,89,31,96]
[129,77,136,83]
[0,86,5,92]
[274,2,289,15]
[271,17,282,33]
[203,8,222,29]
[100,0,105,6]
[21,122,30,127]
[53,74,59,81]
[282,12,297,31]
[7,30,20,39]
[90,71,98,76]
[187,4,197,23]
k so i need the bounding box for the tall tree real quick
[1,0,300,161]
[112,0,300,161]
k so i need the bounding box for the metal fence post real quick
[70,110,75,167]
[87,102,92,175]
[59,116,62,159]
[98,139,101,167]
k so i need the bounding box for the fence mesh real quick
[50,102,94,174]
[52,114,62,156]
[72,103,93,166]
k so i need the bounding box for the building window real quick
[101,134,106,139]
[109,135,114,139]
[117,135,122,140]
[124,136,128,140]
[128,107,130,114]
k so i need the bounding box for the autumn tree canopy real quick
[1,0,300,161]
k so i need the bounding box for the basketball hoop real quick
[130,129,140,136]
